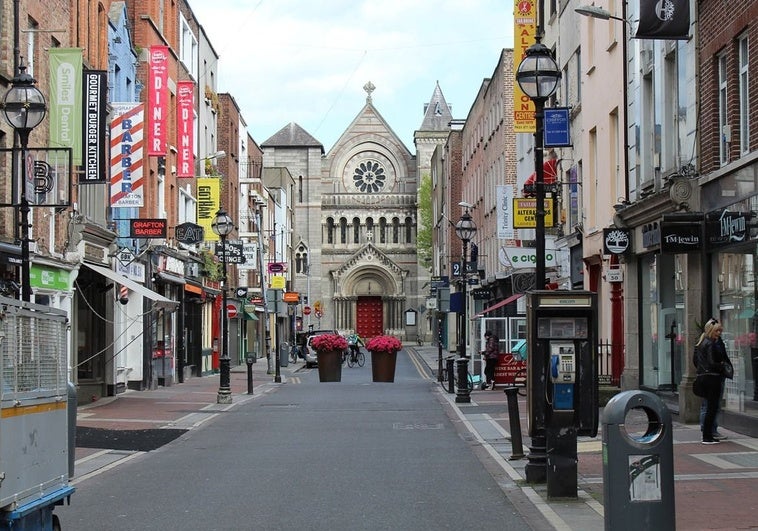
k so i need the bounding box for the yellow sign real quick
[514,0,537,133]
[513,198,555,228]
[270,275,286,289]
[197,178,221,241]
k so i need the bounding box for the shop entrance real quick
[357,296,383,338]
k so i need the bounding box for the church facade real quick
[261,82,453,340]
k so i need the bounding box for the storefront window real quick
[716,249,757,411]
[640,253,683,390]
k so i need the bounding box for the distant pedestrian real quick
[694,318,732,444]
[482,330,499,390]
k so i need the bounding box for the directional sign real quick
[303,306,311,315]
[226,304,238,318]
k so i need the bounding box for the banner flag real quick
[496,185,514,239]
[110,103,145,207]
[49,48,83,165]
[197,178,221,241]
[176,81,195,177]
[514,0,537,133]
[82,70,107,183]
[635,0,690,40]
[148,45,170,155]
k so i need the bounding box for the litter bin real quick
[602,390,675,530]
[279,342,289,367]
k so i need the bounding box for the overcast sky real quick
[192,1,514,153]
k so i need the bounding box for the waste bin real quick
[602,390,675,530]
[279,342,289,367]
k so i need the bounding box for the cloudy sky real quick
[191,1,514,153]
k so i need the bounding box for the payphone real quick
[525,291,598,496]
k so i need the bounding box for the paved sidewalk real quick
[73,348,758,529]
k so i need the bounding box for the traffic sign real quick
[303,306,311,315]
[226,304,238,318]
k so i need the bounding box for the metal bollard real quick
[455,357,471,404]
[446,356,455,394]
[602,390,675,530]
[246,353,256,395]
[504,387,524,459]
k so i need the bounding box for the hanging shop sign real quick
[603,228,631,255]
[706,210,752,249]
[130,218,167,239]
[661,217,702,253]
[512,198,555,228]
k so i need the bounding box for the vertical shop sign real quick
[110,103,145,207]
[148,45,170,156]
[176,81,195,177]
[49,48,83,165]
[197,178,221,241]
[82,70,107,183]
[514,0,537,133]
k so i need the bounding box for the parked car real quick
[300,330,348,368]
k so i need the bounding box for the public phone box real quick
[527,291,598,437]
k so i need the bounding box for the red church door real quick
[356,296,383,338]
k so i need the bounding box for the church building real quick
[261,82,453,340]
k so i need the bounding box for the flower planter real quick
[371,350,398,382]
[316,350,343,382]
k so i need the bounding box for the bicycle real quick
[440,363,473,391]
[346,346,365,368]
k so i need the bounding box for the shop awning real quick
[82,262,179,311]
[243,305,259,320]
[473,293,523,319]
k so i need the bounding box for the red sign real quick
[226,304,238,318]
[148,45,169,155]
[494,353,527,386]
[130,218,167,238]
[303,306,311,315]
[176,81,194,177]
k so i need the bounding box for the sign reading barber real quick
[130,218,167,239]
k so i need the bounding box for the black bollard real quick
[455,357,471,404]
[504,387,525,459]
[246,354,256,395]
[446,356,455,394]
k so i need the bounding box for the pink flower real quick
[366,335,403,354]
[310,334,348,352]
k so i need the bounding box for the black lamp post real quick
[454,207,477,404]
[2,64,47,303]
[516,41,560,483]
[212,208,235,403]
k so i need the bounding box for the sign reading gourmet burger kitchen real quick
[130,218,167,239]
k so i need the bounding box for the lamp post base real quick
[217,389,232,404]
[455,357,471,404]
[525,434,547,483]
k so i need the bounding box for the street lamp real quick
[212,207,235,404]
[516,41,560,483]
[2,64,47,302]
[454,206,477,404]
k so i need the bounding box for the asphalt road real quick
[56,354,536,530]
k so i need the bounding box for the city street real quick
[58,350,545,530]
[57,347,758,530]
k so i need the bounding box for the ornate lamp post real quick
[454,207,477,404]
[517,41,561,483]
[2,64,47,302]
[212,208,235,403]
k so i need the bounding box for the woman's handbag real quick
[723,359,734,380]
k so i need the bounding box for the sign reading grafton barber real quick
[130,218,167,239]
[148,46,169,156]
[176,81,194,177]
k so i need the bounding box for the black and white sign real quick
[603,228,631,255]
[215,241,246,264]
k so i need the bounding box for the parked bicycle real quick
[440,363,473,391]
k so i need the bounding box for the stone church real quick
[261,82,453,340]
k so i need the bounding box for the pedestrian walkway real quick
[73,348,758,529]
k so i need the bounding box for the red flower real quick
[366,335,403,354]
[310,334,348,352]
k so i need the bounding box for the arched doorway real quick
[357,296,383,338]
